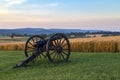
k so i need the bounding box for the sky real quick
[0,0,120,31]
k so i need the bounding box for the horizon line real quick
[0,27,114,32]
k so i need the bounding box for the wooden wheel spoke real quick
[60,53,66,60]
[57,35,62,43]
[49,46,55,50]
[52,53,57,60]
[28,42,34,47]
[56,53,60,62]
[59,38,62,44]
[56,39,59,45]
[57,35,62,44]
[61,39,65,46]
[27,49,35,53]
[39,55,41,59]
[52,41,57,47]
[56,54,58,62]
[62,51,68,56]
[63,48,69,50]
[32,38,35,43]
[56,54,59,62]
[49,50,56,56]
[41,53,45,57]
[37,37,41,42]
[36,37,38,41]
[59,54,62,61]
[57,54,61,61]
[39,54,43,59]
[32,59,35,63]
[63,49,69,51]
[62,43,67,48]
[54,40,58,46]
[27,46,35,49]
[57,38,62,46]
[52,44,56,48]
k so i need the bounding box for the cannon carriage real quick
[14,33,71,68]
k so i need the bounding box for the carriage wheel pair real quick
[24,33,71,63]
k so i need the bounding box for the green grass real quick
[0,51,120,80]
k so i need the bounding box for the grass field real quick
[0,51,120,80]
[0,36,28,44]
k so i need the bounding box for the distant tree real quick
[6,34,10,36]
[11,33,15,39]
[23,34,28,36]
[2,34,5,36]
[41,33,47,38]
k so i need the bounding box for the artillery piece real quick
[13,33,71,68]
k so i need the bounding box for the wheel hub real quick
[56,46,63,53]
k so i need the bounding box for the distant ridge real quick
[0,28,102,36]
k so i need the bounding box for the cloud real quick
[48,3,60,7]
[5,0,27,5]
[0,0,60,9]
[22,2,60,9]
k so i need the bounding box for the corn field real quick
[0,43,25,51]
[0,36,120,52]
[71,41,120,52]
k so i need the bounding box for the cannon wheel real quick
[24,35,45,59]
[46,33,71,63]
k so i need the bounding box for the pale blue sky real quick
[0,0,120,31]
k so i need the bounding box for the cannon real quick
[13,33,71,68]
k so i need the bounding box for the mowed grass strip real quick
[0,51,120,80]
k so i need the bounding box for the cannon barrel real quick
[34,37,62,48]
[34,39,48,48]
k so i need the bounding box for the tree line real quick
[2,31,120,39]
